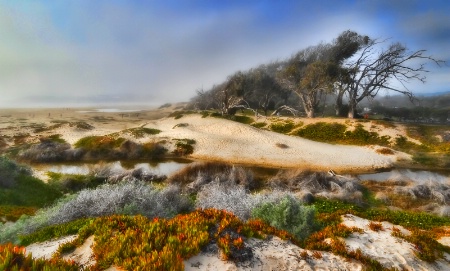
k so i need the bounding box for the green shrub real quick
[251,122,267,128]
[0,156,31,188]
[172,139,196,156]
[19,218,93,246]
[126,127,161,138]
[46,134,67,143]
[344,124,390,145]
[251,195,319,240]
[269,121,295,134]
[47,172,105,193]
[296,123,390,146]
[295,122,347,142]
[0,174,61,207]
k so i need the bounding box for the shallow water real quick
[358,169,450,184]
[32,159,192,178]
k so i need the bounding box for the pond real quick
[31,159,192,181]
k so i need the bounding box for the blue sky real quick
[0,0,449,107]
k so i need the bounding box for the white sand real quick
[341,214,450,270]
[25,235,77,260]
[184,236,363,271]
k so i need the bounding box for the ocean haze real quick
[0,1,449,107]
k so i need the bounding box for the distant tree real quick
[341,40,443,118]
[217,71,251,115]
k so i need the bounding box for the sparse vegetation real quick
[172,138,196,156]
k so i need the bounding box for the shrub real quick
[295,122,347,142]
[269,121,295,134]
[0,156,31,188]
[46,182,192,226]
[0,173,62,207]
[172,139,196,156]
[251,122,267,128]
[196,181,292,221]
[125,127,161,138]
[251,195,319,240]
[19,140,73,162]
[74,136,125,150]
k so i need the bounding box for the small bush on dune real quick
[269,120,298,134]
[251,195,319,240]
[195,181,292,221]
[74,135,125,151]
[295,122,347,142]
[19,140,79,162]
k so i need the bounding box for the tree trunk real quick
[306,109,315,118]
[335,94,344,116]
[347,100,357,119]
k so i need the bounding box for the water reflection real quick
[358,169,450,184]
[34,159,191,178]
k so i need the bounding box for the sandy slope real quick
[341,214,450,271]
[144,115,410,172]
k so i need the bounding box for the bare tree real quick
[343,40,443,118]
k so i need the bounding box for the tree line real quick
[188,30,442,118]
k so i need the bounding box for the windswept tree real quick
[217,71,251,115]
[277,43,337,118]
[277,30,369,118]
[341,39,443,118]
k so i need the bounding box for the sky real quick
[0,0,449,107]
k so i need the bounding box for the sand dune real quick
[144,115,410,172]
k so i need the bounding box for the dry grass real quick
[376,147,395,155]
[368,221,383,231]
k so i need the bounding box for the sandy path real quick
[146,115,410,172]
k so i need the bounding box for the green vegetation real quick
[252,195,319,240]
[269,120,297,134]
[168,110,196,119]
[47,172,105,193]
[0,157,61,207]
[173,139,196,156]
[251,122,267,128]
[124,127,161,138]
[295,122,390,146]
[0,174,62,207]
[19,218,93,246]
[74,135,126,150]
[0,206,37,222]
[295,122,346,142]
